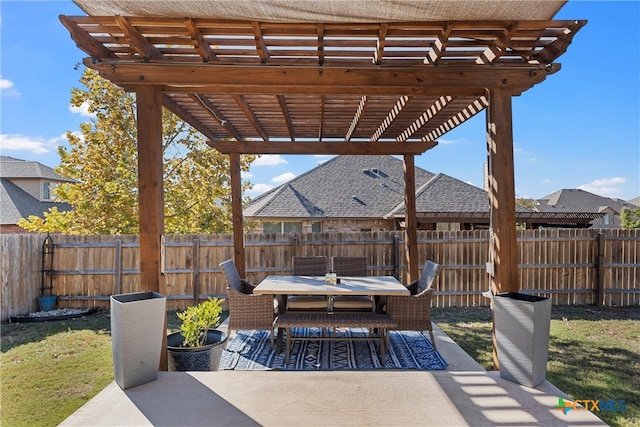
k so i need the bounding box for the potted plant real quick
[167,297,227,371]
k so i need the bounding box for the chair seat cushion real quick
[237,279,255,295]
[406,280,419,295]
[332,295,374,310]
[286,295,328,310]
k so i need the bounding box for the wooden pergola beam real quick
[372,96,411,142]
[397,96,453,142]
[84,60,557,96]
[424,96,489,141]
[190,94,244,141]
[185,17,218,62]
[251,21,270,63]
[208,140,438,155]
[276,95,296,141]
[232,94,269,141]
[162,94,218,141]
[345,96,368,142]
[115,16,165,61]
[59,16,118,59]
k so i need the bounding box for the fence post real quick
[114,239,122,295]
[192,237,200,305]
[292,234,299,258]
[597,232,605,307]
[393,233,400,280]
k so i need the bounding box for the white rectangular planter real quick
[494,292,551,388]
[110,291,166,389]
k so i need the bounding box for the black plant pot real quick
[167,329,227,371]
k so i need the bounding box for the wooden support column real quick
[136,84,166,370]
[137,85,165,293]
[486,88,518,293]
[486,88,518,370]
[229,152,246,278]
[403,154,419,283]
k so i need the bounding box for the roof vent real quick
[352,195,366,205]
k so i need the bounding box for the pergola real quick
[61,1,584,366]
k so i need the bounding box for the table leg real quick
[285,327,291,364]
[274,295,287,353]
[275,327,284,353]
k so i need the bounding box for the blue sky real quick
[1,1,639,201]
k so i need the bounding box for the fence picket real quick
[1,229,638,319]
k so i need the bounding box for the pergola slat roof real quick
[60,13,584,146]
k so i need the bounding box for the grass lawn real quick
[432,305,640,427]
[1,305,638,426]
[0,310,184,427]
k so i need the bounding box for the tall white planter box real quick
[494,292,551,388]
[110,291,166,389]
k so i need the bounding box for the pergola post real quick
[486,88,519,369]
[136,84,167,370]
[403,154,419,283]
[229,152,246,277]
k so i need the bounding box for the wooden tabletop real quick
[253,275,410,296]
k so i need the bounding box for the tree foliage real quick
[516,198,536,209]
[621,207,640,229]
[19,69,255,234]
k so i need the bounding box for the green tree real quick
[19,69,255,234]
[516,198,536,209]
[621,207,640,229]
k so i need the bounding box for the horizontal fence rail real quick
[1,229,638,319]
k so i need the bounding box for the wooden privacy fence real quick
[1,229,638,320]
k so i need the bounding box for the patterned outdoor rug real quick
[218,328,447,371]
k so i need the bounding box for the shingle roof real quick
[245,155,435,219]
[1,179,72,225]
[629,197,640,207]
[389,173,487,216]
[0,156,72,182]
[536,189,635,214]
[387,173,536,217]
[0,157,73,226]
[245,155,527,220]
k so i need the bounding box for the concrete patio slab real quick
[60,325,606,426]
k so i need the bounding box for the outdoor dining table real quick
[254,275,410,297]
[253,275,410,352]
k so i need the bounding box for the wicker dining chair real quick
[385,261,441,350]
[331,256,375,312]
[286,256,329,311]
[220,259,276,347]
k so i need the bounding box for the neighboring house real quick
[535,189,636,229]
[245,155,551,233]
[0,156,73,233]
[628,197,640,208]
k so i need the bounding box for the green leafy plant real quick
[621,207,640,229]
[176,298,223,347]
